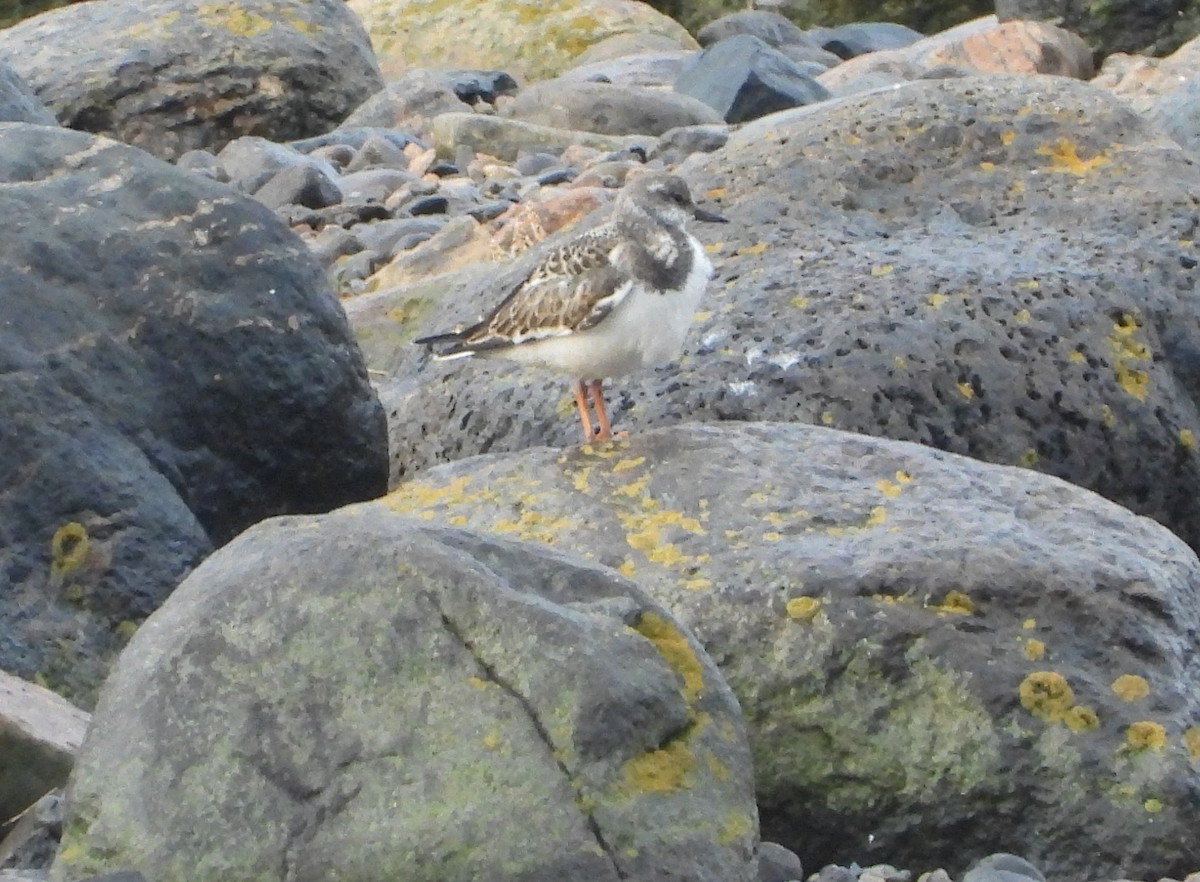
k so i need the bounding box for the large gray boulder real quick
[0,0,383,160]
[51,512,758,882]
[0,123,387,704]
[377,74,1200,557]
[0,58,55,124]
[381,421,1200,881]
[504,80,723,136]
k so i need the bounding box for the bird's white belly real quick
[502,239,712,380]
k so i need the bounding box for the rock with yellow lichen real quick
[382,421,1200,881]
[382,74,1200,564]
[347,0,698,83]
[51,510,757,882]
[0,0,383,160]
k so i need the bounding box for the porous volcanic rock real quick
[379,74,1200,558]
[0,123,387,704]
[382,421,1200,881]
[0,0,383,160]
[51,512,757,882]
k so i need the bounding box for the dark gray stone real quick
[560,50,696,89]
[505,80,723,136]
[961,853,1046,882]
[0,123,387,705]
[757,841,803,882]
[52,513,758,882]
[807,22,924,59]
[289,127,419,155]
[342,69,470,140]
[336,168,414,203]
[253,163,342,210]
[352,218,446,261]
[173,149,224,181]
[342,134,410,173]
[407,195,449,216]
[650,123,730,164]
[697,10,810,49]
[216,136,339,195]
[674,35,831,124]
[443,68,520,105]
[0,0,382,160]
[0,60,55,125]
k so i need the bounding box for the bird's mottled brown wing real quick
[459,223,632,353]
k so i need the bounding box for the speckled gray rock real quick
[807,22,924,58]
[431,112,658,162]
[0,123,387,704]
[1148,76,1200,152]
[505,80,723,136]
[0,0,383,160]
[0,59,55,125]
[560,50,696,88]
[757,841,803,882]
[383,421,1200,881]
[674,35,831,124]
[380,74,1200,558]
[51,512,758,882]
[0,674,85,824]
[216,135,341,194]
[342,69,472,140]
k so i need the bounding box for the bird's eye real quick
[671,192,687,205]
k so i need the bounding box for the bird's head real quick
[618,171,728,226]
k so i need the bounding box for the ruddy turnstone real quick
[415,171,727,441]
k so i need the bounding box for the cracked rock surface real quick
[382,421,1200,881]
[51,511,756,882]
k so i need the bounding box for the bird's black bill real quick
[693,206,728,223]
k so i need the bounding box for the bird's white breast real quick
[501,235,713,380]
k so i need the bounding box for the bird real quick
[414,170,727,442]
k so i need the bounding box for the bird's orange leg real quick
[572,380,595,442]
[589,379,615,441]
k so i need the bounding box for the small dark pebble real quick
[536,167,578,186]
[407,195,450,215]
[467,200,516,222]
[1181,254,1197,269]
[428,161,461,177]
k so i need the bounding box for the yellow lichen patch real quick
[865,507,887,527]
[979,161,995,171]
[957,382,975,399]
[1144,798,1164,813]
[633,612,704,703]
[114,620,140,640]
[738,242,768,256]
[790,295,810,309]
[617,559,636,578]
[871,264,894,277]
[612,456,645,473]
[705,242,724,254]
[1037,138,1109,175]
[718,812,753,845]
[705,187,726,200]
[820,411,834,425]
[50,523,90,576]
[762,531,782,542]
[1064,705,1099,732]
[1019,671,1074,721]
[1014,309,1031,324]
[1068,350,1086,364]
[1108,313,1151,402]
[1017,279,1040,290]
[895,470,912,484]
[493,507,573,544]
[388,475,474,512]
[482,730,502,750]
[1023,618,1036,629]
[683,577,712,591]
[467,676,490,690]
[786,596,822,622]
[571,465,593,493]
[927,292,949,308]
[198,4,273,37]
[692,310,713,324]
[1180,429,1197,450]
[932,590,974,615]
[1100,404,1116,427]
[705,751,731,781]
[614,474,651,499]
[1001,130,1017,146]
[1023,639,1045,661]
[876,479,902,498]
[620,739,695,794]
[1183,727,1200,760]
[894,356,907,368]
[1017,449,1039,467]
[1112,674,1150,702]
[1125,721,1167,751]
